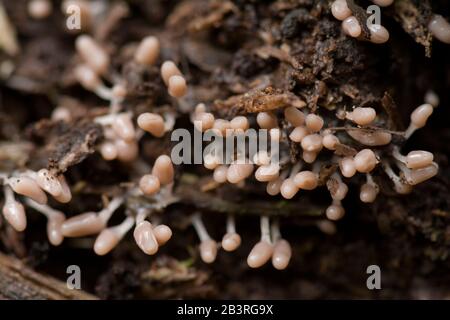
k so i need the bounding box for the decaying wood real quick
[175,175,324,217]
[0,252,97,300]
[215,86,306,114]
[255,45,302,69]
[393,0,433,56]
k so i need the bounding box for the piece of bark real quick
[0,252,97,300]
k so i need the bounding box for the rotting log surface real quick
[0,0,449,300]
[0,252,97,300]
